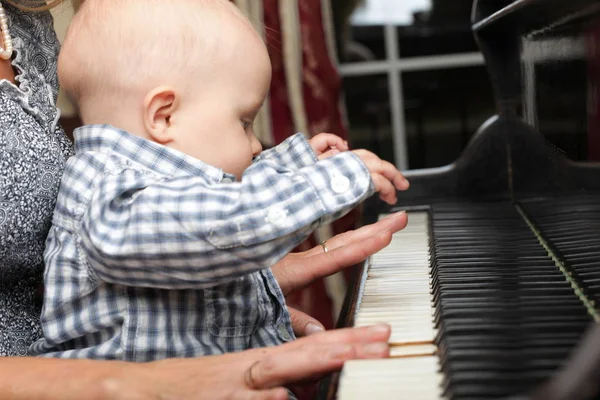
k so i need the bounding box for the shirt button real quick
[331,174,350,194]
[278,324,291,341]
[266,206,287,224]
[221,177,233,183]
[276,142,290,153]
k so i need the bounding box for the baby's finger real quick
[310,133,348,154]
[371,173,397,205]
[317,148,340,160]
[351,148,375,161]
[357,154,408,192]
[377,159,409,191]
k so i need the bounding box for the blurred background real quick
[49,0,498,333]
[54,0,596,172]
[334,0,493,171]
[51,0,599,362]
[50,1,600,398]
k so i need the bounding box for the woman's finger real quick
[238,387,290,400]
[294,211,408,259]
[273,231,393,294]
[277,324,391,352]
[288,306,325,336]
[325,211,407,251]
[271,214,407,295]
[272,213,406,294]
[246,340,390,389]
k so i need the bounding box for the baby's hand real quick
[352,149,409,205]
[310,133,349,160]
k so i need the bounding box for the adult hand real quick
[122,324,391,400]
[0,325,390,400]
[272,211,408,336]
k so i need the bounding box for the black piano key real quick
[429,201,594,400]
[521,195,600,307]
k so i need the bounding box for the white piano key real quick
[389,343,438,357]
[338,357,443,400]
[337,211,443,400]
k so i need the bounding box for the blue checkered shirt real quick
[30,125,373,361]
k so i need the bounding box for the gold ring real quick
[244,360,261,389]
[320,240,329,253]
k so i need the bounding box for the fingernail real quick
[330,344,353,359]
[331,148,340,155]
[367,324,390,335]
[383,211,405,220]
[363,343,389,357]
[383,211,403,220]
[305,323,325,335]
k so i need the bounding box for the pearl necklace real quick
[0,2,13,60]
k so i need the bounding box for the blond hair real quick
[59,0,257,112]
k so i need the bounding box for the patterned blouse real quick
[0,3,73,356]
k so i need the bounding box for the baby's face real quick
[62,0,271,181]
[172,29,271,181]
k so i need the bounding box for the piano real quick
[318,0,600,399]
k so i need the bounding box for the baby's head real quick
[59,0,270,179]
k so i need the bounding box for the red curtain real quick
[247,2,359,398]
[261,0,359,333]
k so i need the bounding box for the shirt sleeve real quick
[252,133,318,171]
[80,151,373,290]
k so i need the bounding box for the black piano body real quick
[319,0,600,399]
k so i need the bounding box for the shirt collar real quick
[74,124,234,183]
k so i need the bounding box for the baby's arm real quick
[253,133,349,170]
[252,133,318,171]
[79,152,373,290]
[308,133,349,159]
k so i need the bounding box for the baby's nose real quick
[251,136,262,156]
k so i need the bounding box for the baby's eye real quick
[242,121,251,130]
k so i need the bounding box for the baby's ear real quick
[143,86,178,145]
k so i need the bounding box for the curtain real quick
[233,0,360,333]
[232,3,361,397]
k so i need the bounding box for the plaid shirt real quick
[30,125,373,361]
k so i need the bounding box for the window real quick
[338,0,495,169]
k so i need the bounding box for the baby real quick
[31,0,408,360]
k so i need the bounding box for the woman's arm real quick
[0,357,133,400]
[0,324,390,400]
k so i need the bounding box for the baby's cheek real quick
[238,156,254,179]
[224,154,253,181]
